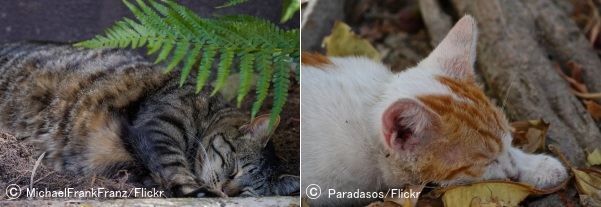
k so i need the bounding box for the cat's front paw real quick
[518,154,569,189]
[172,183,227,197]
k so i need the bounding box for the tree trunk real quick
[427,0,601,166]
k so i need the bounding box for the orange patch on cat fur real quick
[301,52,332,68]
[85,112,134,175]
[416,76,508,182]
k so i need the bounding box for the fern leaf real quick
[236,52,255,107]
[147,39,163,55]
[76,0,301,126]
[164,42,189,73]
[134,0,173,36]
[269,56,291,132]
[211,49,235,96]
[280,0,300,23]
[216,0,249,8]
[150,0,194,41]
[196,49,217,93]
[180,45,200,87]
[154,40,174,64]
[251,50,273,119]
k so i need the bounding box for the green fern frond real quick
[236,52,255,107]
[179,45,200,86]
[269,56,291,132]
[196,48,217,93]
[76,0,299,130]
[211,49,235,96]
[251,50,274,119]
[216,0,249,8]
[280,0,300,23]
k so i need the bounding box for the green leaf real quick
[164,42,189,73]
[74,0,301,125]
[180,45,201,86]
[280,0,300,23]
[269,56,290,132]
[211,49,235,96]
[237,52,255,107]
[216,0,249,8]
[251,50,273,119]
[196,49,217,93]
[154,40,174,64]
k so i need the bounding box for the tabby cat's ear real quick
[381,99,440,152]
[418,15,478,81]
[240,114,280,148]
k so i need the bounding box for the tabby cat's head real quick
[194,114,298,197]
[376,16,565,189]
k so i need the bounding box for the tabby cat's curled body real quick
[301,16,568,206]
[0,42,298,197]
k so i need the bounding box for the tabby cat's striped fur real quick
[0,42,298,197]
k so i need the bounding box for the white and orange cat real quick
[301,15,569,206]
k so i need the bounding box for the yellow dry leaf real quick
[573,168,601,200]
[549,145,601,202]
[587,149,601,166]
[510,119,550,153]
[432,178,568,207]
[433,181,531,207]
[322,21,381,62]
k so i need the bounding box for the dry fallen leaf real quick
[587,149,601,166]
[431,179,567,207]
[322,21,382,62]
[510,119,550,153]
[572,168,601,200]
[550,145,601,203]
[584,100,601,122]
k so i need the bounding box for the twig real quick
[573,90,601,99]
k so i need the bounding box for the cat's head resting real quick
[196,114,299,197]
[377,15,567,189]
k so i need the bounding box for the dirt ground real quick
[0,76,300,201]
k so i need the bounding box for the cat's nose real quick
[508,174,519,182]
[222,183,239,196]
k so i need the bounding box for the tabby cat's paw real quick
[172,184,227,198]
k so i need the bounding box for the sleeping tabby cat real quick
[301,15,568,206]
[0,41,298,197]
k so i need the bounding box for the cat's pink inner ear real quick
[419,15,478,81]
[241,114,280,147]
[381,99,440,152]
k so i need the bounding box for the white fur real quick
[301,16,568,206]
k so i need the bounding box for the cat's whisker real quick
[501,61,522,112]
